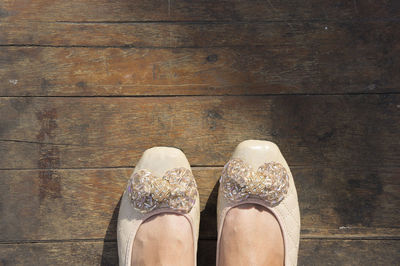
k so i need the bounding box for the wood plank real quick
[0,95,399,169]
[1,43,399,96]
[0,167,399,241]
[0,240,399,266]
[1,0,399,22]
[298,239,400,266]
[1,21,399,49]
[201,239,400,265]
[0,241,117,266]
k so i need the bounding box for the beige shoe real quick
[216,140,301,266]
[117,147,200,266]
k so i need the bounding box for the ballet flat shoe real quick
[117,147,200,266]
[217,140,301,266]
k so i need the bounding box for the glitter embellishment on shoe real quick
[220,159,289,206]
[127,167,197,214]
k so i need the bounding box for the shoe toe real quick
[135,147,191,177]
[231,140,286,169]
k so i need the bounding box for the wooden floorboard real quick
[1,0,399,264]
[1,43,398,96]
[1,21,399,49]
[0,239,399,266]
[0,167,398,241]
[1,0,398,22]
[1,96,399,169]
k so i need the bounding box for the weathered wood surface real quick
[1,0,399,264]
[1,240,399,266]
[1,167,399,241]
[1,0,399,22]
[298,239,400,266]
[1,95,399,169]
[2,21,399,49]
[1,40,399,96]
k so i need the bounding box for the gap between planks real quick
[1,92,400,98]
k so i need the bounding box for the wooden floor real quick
[1,1,400,265]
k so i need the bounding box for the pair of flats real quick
[118,140,300,266]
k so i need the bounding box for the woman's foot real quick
[217,140,300,266]
[117,147,199,266]
[219,203,284,266]
[131,213,194,266]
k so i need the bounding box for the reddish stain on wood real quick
[36,108,61,200]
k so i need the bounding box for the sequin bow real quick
[127,167,197,214]
[220,159,289,206]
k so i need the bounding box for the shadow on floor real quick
[101,196,121,266]
[198,181,219,266]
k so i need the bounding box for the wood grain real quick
[0,241,112,266]
[1,21,399,49]
[298,239,400,266]
[0,240,399,266]
[1,0,399,22]
[1,96,399,169]
[1,167,398,241]
[1,0,399,264]
[202,239,400,266]
[1,42,399,96]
